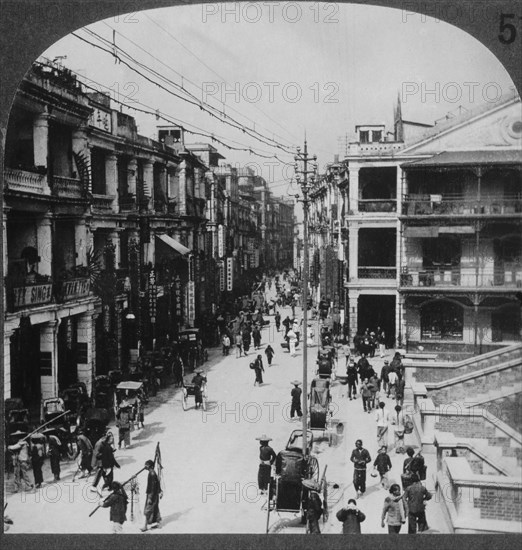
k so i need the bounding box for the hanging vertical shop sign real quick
[226,257,234,291]
[174,276,182,319]
[254,248,260,268]
[218,224,224,258]
[219,261,225,291]
[148,268,157,323]
[187,281,195,325]
[188,254,195,281]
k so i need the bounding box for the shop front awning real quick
[155,234,191,256]
[404,226,439,238]
[404,150,522,167]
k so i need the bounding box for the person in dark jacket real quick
[93,432,120,492]
[256,435,276,494]
[290,381,302,419]
[357,354,370,380]
[252,326,262,350]
[346,361,358,400]
[242,328,252,355]
[253,355,264,386]
[373,446,392,489]
[191,370,207,409]
[403,474,432,533]
[264,344,275,366]
[74,429,93,478]
[303,479,323,534]
[30,436,45,489]
[380,360,391,396]
[47,432,62,482]
[336,499,366,534]
[350,439,371,497]
[275,312,281,332]
[101,481,128,533]
[141,460,162,531]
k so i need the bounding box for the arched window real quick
[421,301,463,341]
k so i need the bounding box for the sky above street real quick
[40,2,516,197]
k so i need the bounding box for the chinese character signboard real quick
[174,276,182,319]
[218,225,224,258]
[187,281,195,325]
[148,269,157,322]
[226,257,234,291]
[89,106,112,132]
[219,261,225,291]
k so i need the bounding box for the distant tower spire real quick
[394,91,404,142]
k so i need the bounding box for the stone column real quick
[3,328,15,399]
[348,225,358,281]
[110,230,121,269]
[348,167,359,214]
[127,158,137,196]
[105,153,118,212]
[33,112,50,169]
[396,166,403,216]
[37,215,52,277]
[77,312,95,395]
[75,218,88,267]
[347,291,359,346]
[40,320,59,400]
[178,160,187,216]
[143,160,154,212]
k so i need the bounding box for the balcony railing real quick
[51,176,84,199]
[358,267,397,279]
[119,194,137,211]
[402,194,522,217]
[4,168,49,195]
[400,266,522,289]
[358,199,397,213]
[92,194,115,210]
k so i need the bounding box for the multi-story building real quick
[310,93,522,354]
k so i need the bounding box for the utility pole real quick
[294,140,318,456]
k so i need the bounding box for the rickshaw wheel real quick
[306,456,320,482]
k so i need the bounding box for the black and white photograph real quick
[1,0,521,544]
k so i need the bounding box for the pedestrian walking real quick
[395,373,406,407]
[8,436,33,492]
[47,432,62,482]
[252,355,264,386]
[222,333,231,356]
[376,401,390,449]
[387,370,398,399]
[287,328,297,357]
[92,432,120,492]
[357,353,370,380]
[256,434,276,494]
[242,328,252,355]
[275,311,281,332]
[368,374,380,410]
[392,405,406,454]
[380,360,391,396]
[191,369,207,409]
[403,473,432,533]
[100,481,129,533]
[252,326,262,350]
[235,333,243,358]
[282,315,292,336]
[290,380,303,419]
[378,330,386,358]
[30,435,45,488]
[116,401,132,449]
[381,484,406,533]
[135,394,145,428]
[336,498,366,534]
[350,439,371,497]
[360,379,372,413]
[141,460,163,531]
[264,344,275,366]
[74,429,93,478]
[292,319,301,344]
[346,360,358,400]
[302,479,323,534]
[372,446,392,489]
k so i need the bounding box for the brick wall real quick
[486,393,522,433]
[435,416,496,439]
[474,488,522,522]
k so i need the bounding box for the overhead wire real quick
[73,29,296,155]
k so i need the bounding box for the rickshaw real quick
[82,407,110,447]
[41,397,77,458]
[178,328,205,371]
[114,381,146,420]
[61,382,90,425]
[266,429,328,530]
[108,369,124,387]
[92,375,113,409]
[181,371,208,411]
[309,378,333,443]
[5,404,31,446]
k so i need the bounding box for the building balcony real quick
[119,194,137,212]
[51,175,85,199]
[357,266,397,279]
[400,265,522,291]
[4,167,49,196]
[401,194,522,218]
[92,194,115,211]
[358,199,397,213]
